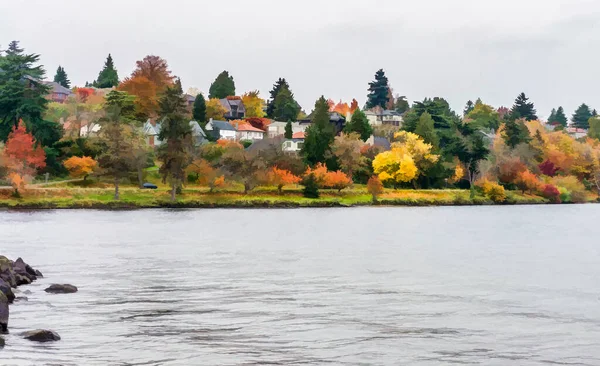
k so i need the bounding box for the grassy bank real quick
[0,183,562,209]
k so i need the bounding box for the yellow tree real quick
[206,98,227,120]
[372,131,438,187]
[64,156,97,181]
[241,91,266,118]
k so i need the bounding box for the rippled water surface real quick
[1,206,600,365]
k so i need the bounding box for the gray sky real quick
[2,0,599,118]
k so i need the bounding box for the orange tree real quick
[63,156,97,181]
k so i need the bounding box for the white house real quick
[268,121,306,138]
[205,119,237,140]
[237,124,265,141]
[282,132,305,153]
[365,108,403,127]
[143,120,208,147]
[566,127,588,139]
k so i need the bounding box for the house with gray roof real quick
[43,81,73,103]
[143,120,208,147]
[205,118,237,140]
[219,98,246,119]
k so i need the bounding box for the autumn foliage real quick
[1,120,46,191]
[266,167,301,194]
[304,163,352,192]
[515,170,542,194]
[367,176,384,202]
[541,184,561,203]
[63,156,97,180]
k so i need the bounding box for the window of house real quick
[285,141,292,148]
[297,142,304,149]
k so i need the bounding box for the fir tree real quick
[394,95,410,114]
[53,66,70,88]
[503,118,531,148]
[366,69,390,109]
[414,112,439,148]
[208,70,235,99]
[344,109,372,141]
[554,106,568,127]
[0,41,50,142]
[284,121,293,139]
[547,108,557,124]
[93,54,119,88]
[572,103,593,129]
[302,173,320,198]
[192,93,206,124]
[302,96,335,166]
[157,85,193,201]
[464,100,475,116]
[267,78,290,118]
[510,92,537,121]
[273,86,300,122]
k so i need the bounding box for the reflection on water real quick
[1,206,599,365]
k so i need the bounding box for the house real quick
[283,138,304,153]
[566,127,588,139]
[237,124,265,141]
[43,81,73,103]
[365,108,403,127]
[219,98,246,119]
[143,120,208,147]
[267,121,307,138]
[365,135,391,150]
[184,94,196,108]
[205,119,237,140]
[298,112,346,135]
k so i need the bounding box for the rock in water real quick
[0,336,4,347]
[34,269,43,278]
[45,284,78,294]
[0,292,8,333]
[22,330,61,342]
[0,279,15,303]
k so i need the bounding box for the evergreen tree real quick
[572,103,593,129]
[464,100,475,116]
[344,109,372,141]
[302,96,335,166]
[174,77,183,94]
[366,69,390,109]
[192,93,207,124]
[273,86,300,122]
[394,95,410,114]
[503,118,531,149]
[93,54,119,88]
[510,92,537,121]
[450,121,489,189]
[414,112,439,148]
[267,78,290,118]
[554,106,568,127]
[302,173,320,198]
[157,85,193,201]
[547,108,557,124]
[53,66,70,88]
[588,117,600,140]
[0,41,50,142]
[208,70,235,99]
[593,109,598,117]
[284,121,293,139]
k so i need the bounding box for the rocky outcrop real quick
[45,284,78,294]
[0,256,43,333]
[0,336,4,347]
[22,329,61,342]
[0,278,15,303]
[0,292,8,334]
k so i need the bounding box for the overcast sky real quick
[2,0,599,118]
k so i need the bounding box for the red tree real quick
[539,160,560,177]
[2,120,46,192]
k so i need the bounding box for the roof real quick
[43,81,72,95]
[292,131,305,139]
[210,120,237,131]
[184,94,195,103]
[373,137,391,150]
[237,124,265,133]
[219,98,246,113]
[246,136,285,152]
[143,120,160,135]
[189,121,207,137]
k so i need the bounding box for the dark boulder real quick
[35,269,43,278]
[0,256,16,288]
[13,258,36,282]
[22,329,61,342]
[14,274,32,286]
[0,292,8,333]
[15,296,28,302]
[0,279,15,304]
[45,284,78,294]
[0,336,4,347]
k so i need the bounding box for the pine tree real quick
[572,103,593,129]
[464,100,475,116]
[547,108,557,124]
[93,54,119,88]
[344,109,372,141]
[366,69,390,109]
[284,121,293,139]
[267,78,300,119]
[0,41,51,142]
[273,86,300,122]
[394,95,410,114]
[157,85,193,201]
[53,66,71,88]
[510,93,537,121]
[302,96,335,166]
[414,112,439,148]
[208,70,235,99]
[192,93,206,124]
[302,173,320,198]
[503,118,531,148]
[174,77,183,94]
[554,106,568,127]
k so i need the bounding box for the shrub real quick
[558,187,572,203]
[477,179,506,203]
[515,170,542,194]
[367,176,384,203]
[541,184,561,203]
[550,176,588,203]
[302,173,320,199]
[323,170,352,192]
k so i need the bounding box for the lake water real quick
[0,206,599,365]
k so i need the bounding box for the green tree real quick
[466,102,501,131]
[588,116,600,140]
[547,108,557,124]
[450,121,489,194]
[366,69,390,109]
[0,41,50,142]
[93,54,119,88]
[503,118,531,149]
[394,95,410,114]
[572,103,593,129]
[464,100,475,116]
[344,108,372,141]
[273,86,300,122]
[547,106,568,127]
[97,90,138,200]
[53,66,70,88]
[302,173,320,198]
[302,96,335,166]
[510,92,537,121]
[267,78,290,118]
[192,93,206,125]
[208,70,235,99]
[157,85,193,201]
[284,121,293,139]
[414,112,439,148]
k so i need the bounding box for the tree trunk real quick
[278,185,283,195]
[244,182,250,194]
[137,166,144,189]
[114,177,120,200]
[171,183,176,202]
